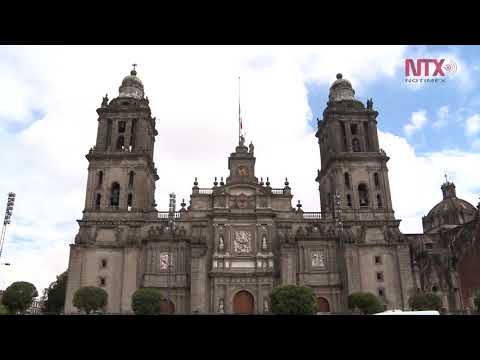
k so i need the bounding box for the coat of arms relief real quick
[233,231,252,253]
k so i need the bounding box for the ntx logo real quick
[404,58,457,83]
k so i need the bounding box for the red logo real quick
[404,58,457,83]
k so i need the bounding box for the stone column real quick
[345,122,353,152]
[190,244,208,313]
[396,244,415,310]
[280,244,296,285]
[64,245,84,314]
[120,246,139,313]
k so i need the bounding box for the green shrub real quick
[348,292,384,314]
[1,281,38,314]
[270,285,318,315]
[131,288,164,315]
[73,286,108,314]
[408,292,442,311]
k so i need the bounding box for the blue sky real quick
[307,45,480,155]
[0,45,479,293]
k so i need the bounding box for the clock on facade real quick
[237,166,249,177]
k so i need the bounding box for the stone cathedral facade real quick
[64,69,479,314]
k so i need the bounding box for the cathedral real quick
[64,68,480,314]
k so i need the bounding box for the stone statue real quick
[249,142,254,155]
[102,94,109,107]
[239,135,245,147]
[263,298,269,313]
[218,235,224,251]
[218,298,225,313]
[261,234,268,250]
[367,98,373,110]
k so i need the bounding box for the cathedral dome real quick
[118,68,144,99]
[423,181,477,233]
[329,73,356,102]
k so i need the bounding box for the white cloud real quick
[404,110,428,136]
[0,45,477,293]
[433,105,449,128]
[465,114,480,136]
[379,131,480,233]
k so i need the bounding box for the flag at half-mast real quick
[238,77,244,140]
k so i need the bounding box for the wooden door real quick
[317,297,330,313]
[160,300,175,314]
[233,291,254,314]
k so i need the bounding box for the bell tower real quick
[315,73,394,221]
[84,66,159,216]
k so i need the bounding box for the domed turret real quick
[329,73,355,102]
[422,180,477,234]
[118,65,144,99]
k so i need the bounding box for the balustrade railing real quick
[157,212,181,219]
[302,212,323,219]
[271,189,284,195]
[198,188,213,195]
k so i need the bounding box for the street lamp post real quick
[0,192,16,263]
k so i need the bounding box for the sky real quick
[0,45,479,294]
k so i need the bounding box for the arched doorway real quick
[159,299,175,314]
[233,290,254,314]
[317,297,330,313]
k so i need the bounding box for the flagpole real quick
[238,76,241,144]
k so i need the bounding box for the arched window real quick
[374,172,380,188]
[344,172,350,188]
[110,182,120,207]
[97,171,103,188]
[377,194,383,208]
[95,193,101,210]
[118,121,126,133]
[358,184,369,207]
[350,124,358,135]
[130,119,137,149]
[127,193,133,210]
[352,138,361,152]
[128,171,135,188]
[116,135,125,150]
[347,194,352,207]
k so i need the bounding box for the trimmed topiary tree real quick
[408,292,442,311]
[0,303,9,315]
[270,285,318,315]
[73,286,108,314]
[1,281,38,315]
[42,270,68,314]
[348,292,384,314]
[474,294,480,314]
[131,288,164,315]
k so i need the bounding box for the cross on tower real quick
[132,63,137,71]
[444,173,449,183]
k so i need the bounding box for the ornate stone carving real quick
[236,194,249,209]
[159,252,171,270]
[146,226,164,240]
[311,250,326,267]
[234,231,252,253]
[218,298,225,313]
